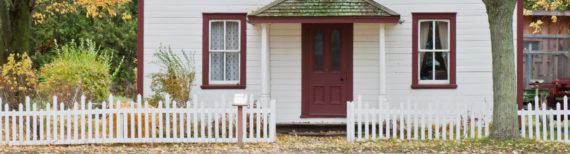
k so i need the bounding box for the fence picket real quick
[32,104,37,142]
[159,101,163,139]
[102,102,107,140]
[173,101,178,139]
[528,103,533,139]
[25,98,30,142]
[137,97,143,139]
[556,103,561,141]
[88,102,92,140]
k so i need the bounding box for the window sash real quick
[209,52,240,84]
[209,20,241,84]
[209,20,241,52]
[417,19,450,82]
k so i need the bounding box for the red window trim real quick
[411,13,457,89]
[201,13,247,89]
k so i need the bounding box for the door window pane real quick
[314,30,323,71]
[331,30,340,71]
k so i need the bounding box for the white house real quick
[138,0,521,124]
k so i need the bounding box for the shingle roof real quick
[249,0,399,17]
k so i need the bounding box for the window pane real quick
[226,21,239,50]
[210,21,225,50]
[419,21,433,50]
[225,52,240,81]
[331,30,340,71]
[523,41,539,51]
[434,52,448,80]
[419,52,434,80]
[435,21,449,50]
[314,30,323,71]
[210,52,224,81]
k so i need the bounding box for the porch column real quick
[379,24,387,95]
[261,24,271,102]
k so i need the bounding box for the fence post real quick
[234,104,247,146]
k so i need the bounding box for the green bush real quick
[38,40,121,107]
[0,53,39,109]
[150,45,195,107]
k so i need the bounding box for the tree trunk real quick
[483,0,520,140]
[9,0,31,55]
[0,0,10,64]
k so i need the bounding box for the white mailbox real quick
[233,93,249,106]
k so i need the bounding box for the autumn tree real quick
[525,0,569,33]
[0,0,132,64]
[482,0,520,140]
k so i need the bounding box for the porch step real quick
[277,124,346,136]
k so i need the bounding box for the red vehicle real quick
[529,77,570,108]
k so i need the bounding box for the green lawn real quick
[0,134,568,153]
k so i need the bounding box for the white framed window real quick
[418,19,450,84]
[209,20,241,84]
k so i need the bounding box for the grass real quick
[0,134,568,153]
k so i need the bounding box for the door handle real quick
[340,78,345,82]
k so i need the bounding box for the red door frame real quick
[301,23,354,118]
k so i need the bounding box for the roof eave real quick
[248,16,400,23]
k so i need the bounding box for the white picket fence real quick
[519,96,569,143]
[0,94,276,145]
[347,96,491,142]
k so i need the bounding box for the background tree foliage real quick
[32,0,138,97]
[524,0,570,33]
[0,0,137,97]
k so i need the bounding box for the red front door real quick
[301,23,353,118]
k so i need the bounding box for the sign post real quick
[232,94,249,146]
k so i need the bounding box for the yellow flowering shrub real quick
[0,54,39,109]
[38,40,114,108]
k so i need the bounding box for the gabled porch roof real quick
[248,0,400,23]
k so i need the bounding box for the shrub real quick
[150,45,195,107]
[38,40,121,107]
[0,53,39,109]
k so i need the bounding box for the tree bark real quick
[0,0,10,64]
[9,0,31,55]
[483,0,520,140]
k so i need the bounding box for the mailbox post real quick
[232,94,248,146]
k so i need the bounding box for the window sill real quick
[411,84,457,89]
[201,84,246,89]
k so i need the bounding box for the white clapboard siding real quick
[519,96,569,143]
[0,94,276,145]
[347,95,491,142]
